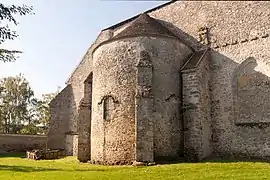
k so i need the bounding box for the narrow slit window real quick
[103,97,114,121]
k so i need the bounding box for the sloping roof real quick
[181,48,209,70]
[111,13,178,40]
[103,1,177,31]
[66,1,177,84]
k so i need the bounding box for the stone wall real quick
[91,38,139,165]
[182,49,212,161]
[198,51,212,159]
[91,34,193,164]
[144,37,192,160]
[65,134,78,156]
[0,134,47,152]
[135,50,154,163]
[134,36,193,162]
[149,1,270,50]
[210,37,270,158]
[77,73,92,162]
[182,70,200,161]
[147,1,270,159]
[48,85,76,155]
[64,30,114,157]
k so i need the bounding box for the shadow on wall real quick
[159,18,270,160]
[210,51,270,158]
[158,19,206,50]
[47,84,77,156]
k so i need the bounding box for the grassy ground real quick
[1,153,270,180]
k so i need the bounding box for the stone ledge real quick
[64,131,78,135]
[235,122,270,129]
[211,33,270,49]
[181,103,198,112]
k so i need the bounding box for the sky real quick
[0,0,168,98]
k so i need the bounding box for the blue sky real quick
[0,0,167,98]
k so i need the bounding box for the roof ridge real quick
[102,1,177,31]
[111,13,178,40]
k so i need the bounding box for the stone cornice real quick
[196,26,270,49]
[211,33,269,49]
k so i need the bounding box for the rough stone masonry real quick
[47,1,270,164]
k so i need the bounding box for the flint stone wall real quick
[145,37,192,160]
[49,1,270,161]
[91,38,138,165]
[135,36,193,162]
[77,73,92,162]
[91,36,193,164]
[211,37,270,158]
[182,50,212,161]
[48,85,77,155]
[147,0,270,158]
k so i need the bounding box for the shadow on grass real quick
[0,165,109,172]
[200,155,270,164]
[0,165,59,172]
[0,152,25,158]
[153,155,270,165]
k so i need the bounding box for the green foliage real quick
[0,74,34,133]
[0,3,34,62]
[36,93,57,128]
[0,74,57,135]
[19,124,38,135]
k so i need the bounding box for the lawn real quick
[0,153,270,180]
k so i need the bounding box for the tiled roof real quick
[102,1,176,31]
[111,13,178,40]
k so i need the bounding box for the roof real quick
[111,13,179,40]
[66,1,177,84]
[103,1,177,31]
[181,48,209,70]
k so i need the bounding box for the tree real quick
[0,74,59,135]
[19,97,40,134]
[0,3,34,62]
[34,92,58,134]
[0,74,34,133]
[19,91,58,135]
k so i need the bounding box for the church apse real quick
[91,40,138,165]
[90,13,194,165]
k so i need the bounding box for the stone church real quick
[48,1,270,164]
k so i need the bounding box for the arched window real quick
[103,97,114,121]
[98,95,118,121]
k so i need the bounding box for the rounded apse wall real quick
[91,36,193,164]
[91,39,139,165]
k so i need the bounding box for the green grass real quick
[1,153,270,180]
